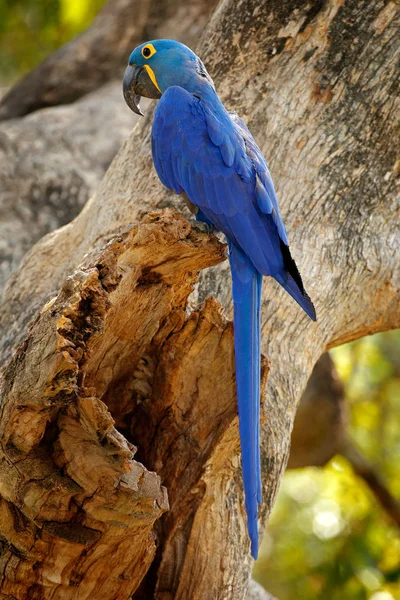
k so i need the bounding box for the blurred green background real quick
[0,0,106,84]
[254,331,400,600]
[1,3,399,599]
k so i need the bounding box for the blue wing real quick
[228,110,288,244]
[152,86,315,320]
[152,86,288,278]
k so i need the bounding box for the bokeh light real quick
[254,331,400,600]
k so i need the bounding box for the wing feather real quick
[152,86,287,275]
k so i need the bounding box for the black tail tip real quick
[305,294,317,322]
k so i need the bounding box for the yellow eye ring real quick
[142,44,156,59]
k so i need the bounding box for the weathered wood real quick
[0,0,399,598]
[0,210,238,598]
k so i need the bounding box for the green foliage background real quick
[254,331,400,600]
[0,3,399,599]
[0,0,106,84]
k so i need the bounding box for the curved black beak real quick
[123,64,161,116]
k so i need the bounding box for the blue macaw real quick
[123,39,316,559]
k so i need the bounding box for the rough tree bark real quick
[0,211,226,599]
[0,0,399,599]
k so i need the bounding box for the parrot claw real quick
[190,220,215,235]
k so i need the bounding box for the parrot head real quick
[123,39,214,115]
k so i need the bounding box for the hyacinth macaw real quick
[123,39,316,559]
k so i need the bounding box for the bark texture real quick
[0,211,234,598]
[247,580,277,600]
[0,0,399,598]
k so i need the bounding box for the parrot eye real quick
[142,44,156,59]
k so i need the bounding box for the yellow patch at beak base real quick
[144,64,161,94]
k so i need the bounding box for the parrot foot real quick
[190,220,215,235]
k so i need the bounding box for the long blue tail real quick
[228,241,262,559]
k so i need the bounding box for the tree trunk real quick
[0,0,399,598]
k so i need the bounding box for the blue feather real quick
[228,241,261,558]
[255,176,273,214]
[205,110,225,146]
[220,141,235,168]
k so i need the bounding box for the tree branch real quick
[0,0,218,291]
[288,353,345,469]
[342,442,400,528]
